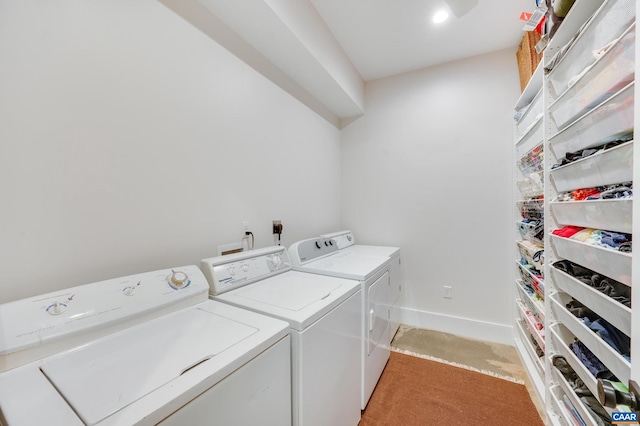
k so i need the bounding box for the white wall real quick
[341,49,521,344]
[0,0,342,303]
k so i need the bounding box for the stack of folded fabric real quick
[553,260,631,307]
[552,227,632,253]
[552,355,613,425]
[555,182,633,202]
[570,341,617,381]
[565,299,630,360]
[551,140,628,169]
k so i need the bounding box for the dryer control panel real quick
[288,237,340,266]
[202,246,291,295]
[320,230,356,250]
[0,265,209,358]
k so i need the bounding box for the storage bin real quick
[550,264,631,336]
[517,261,545,300]
[550,292,630,385]
[552,367,600,426]
[516,319,544,377]
[516,220,544,246]
[549,24,635,130]
[517,240,544,268]
[549,385,573,426]
[549,82,634,159]
[550,234,631,285]
[547,0,636,95]
[517,143,544,175]
[550,323,598,397]
[517,199,545,220]
[516,279,545,321]
[516,89,543,139]
[515,116,543,158]
[550,198,632,234]
[517,299,545,351]
[550,141,633,193]
[517,171,544,198]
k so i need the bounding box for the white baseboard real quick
[394,307,514,346]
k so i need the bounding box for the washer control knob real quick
[169,270,190,289]
[47,302,67,315]
[329,240,334,245]
[228,266,236,276]
[123,286,136,296]
[315,241,322,249]
[241,264,249,272]
[272,254,282,267]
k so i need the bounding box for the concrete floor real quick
[391,325,546,421]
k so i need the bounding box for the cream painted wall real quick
[0,0,341,303]
[341,49,521,344]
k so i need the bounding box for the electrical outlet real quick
[242,221,250,232]
[443,286,453,299]
[272,220,282,234]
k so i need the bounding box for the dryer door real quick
[367,271,390,355]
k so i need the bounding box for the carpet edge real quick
[390,347,526,385]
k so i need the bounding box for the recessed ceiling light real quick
[433,10,449,23]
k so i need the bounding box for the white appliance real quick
[288,230,401,410]
[0,266,291,426]
[201,246,361,426]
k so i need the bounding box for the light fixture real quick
[432,10,449,23]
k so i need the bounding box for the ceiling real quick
[161,0,537,125]
[309,0,535,81]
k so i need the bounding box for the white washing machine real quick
[0,265,291,426]
[288,231,402,410]
[201,246,362,426]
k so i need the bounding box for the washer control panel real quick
[202,246,291,295]
[0,265,208,356]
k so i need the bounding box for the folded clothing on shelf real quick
[552,225,585,238]
[519,197,544,220]
[551,139,628,169]
[582,317,630,360]
[565,299,630,359]
[518,144,544,175]
[552,355,613,425]
[570,341,617,381]
[525,307,544,333]
[517,220,545,247]
[518,240,545,267]
[555,182,633,202]
[552,227,632,252]
[553,260,631,308]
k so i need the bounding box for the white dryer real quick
[288,231,402,410]
[321,230,402,334]
[201,246,362,426]
[0,266,291,426]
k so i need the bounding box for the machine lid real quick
[342,245,400,258]
[215,271,360,330]
[232,273,342,310]
[295,251,388,281]
[39,305,257,426]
